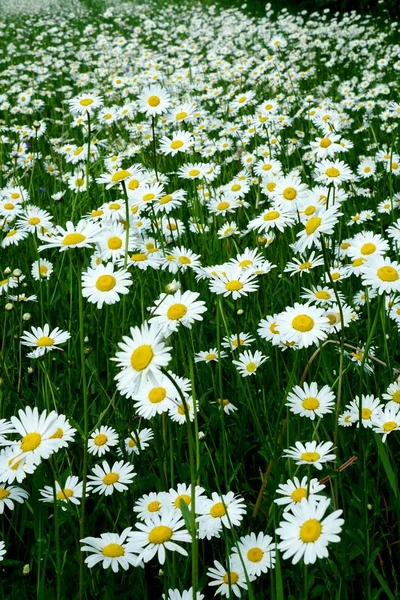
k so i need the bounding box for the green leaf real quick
[375,435,398,498]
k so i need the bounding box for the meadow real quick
[0,1,399,598]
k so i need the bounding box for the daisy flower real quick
[344,346,374,374]
[88,426,118,457]
[294,206,342,254]
[232,349,268,377]
[69,92,103,116]
[195,348,228,363]
[276,497,344,565]
[81,262,133,309]
[360,257,400,295]
[163,589,204,600]
[314,159,353,185]
[128,511,191,565]
[125,428,154,455]
[301,286,340,306]
[159,131,193,156]
[276,302,329,349]
[138,84,171,117]
[168,396,197,424]
[284,252,325,277]
[0,446,37,484]
[371,406,400,441]
[286,382,335,420]
[87,460,136,496]
[214,398,238,414]
[98,224,135,263]
[231,532,276,576]
[10,406,61,463]
[347,394,383,428]
[207,557,254,598]
[148,290,207,335]
[0,484,29,514]
[196,492,246,540]
[338,411,356,427]
[347,232,389,261]
[112,322,172,396]
[20,324,70,358]
[247,204,296,234]
[38,220,102,252]
[382,380,400,410]
[80,528,140,573]
[0,541,6,562]
[164,483,206,514]
[283,440,336,470]
[31,259,53,281]
[39,476,85,509]
[274,476,325,512]
[222,332,255,351]
[1,228,29,249]
[133,492,169,520]
[209,268,258,300]
[132,375,177,418]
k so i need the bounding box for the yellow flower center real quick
[210,502,226,518]
[320,138,331,148]
[109,203,121,210]
[111,170,130,183]
[102,543,125,558]
[103,472,119,485]
[167,303,187,320]
[171,140,184,149]
[246,362,257,372]
[91,210,103,217]
[231,183,241,192]
[302,396,320,411]
[299,261,312,270]
[75,178,85,187]
[147,501,161,512]
[305,217,322,235]
[174,494,191,508]
[217,201,230,211]
[6,229,17,237]
[205,353,217,360]
[50,428,63,439]
[223,572,239,585]
[108,237,122,250]
[148,525,173,544]
[225,280,243,291]
[300,519,322,542]
[143,193,155,202]
[325,167,340,178]
[95,274,116,292]
[283,187,297,200]
[80,98,94,107]
[383,421,397,432]
[11,192,20,199]
[391,390,400,403]
[0,488,10,500]
[263,210,280,221]
[247,548,263,562]
[3,203,14,210]
[62,233,86,246]
[292,315,314,332]
[362,408,372,420]
[360,243,376,255]
[31,331,54,347]
[352,258,365,267]
[21,432,42,452]
[160,194,172,205]
[130,253,147,262]
[315,291,330,300]
[94,434,108,446]
[148,96,160,107]
[148,387,167,403]
[188,169,200,177]
[300,451,321,463]
[331,272,341,280]
[267,182,276,192]
[291,487,307,503]
[56,488,74,500]
[364,166,371,173]
[176,111,187,120]
[130,345,154,371]
[304,205,316,216]
[377,266,399,282]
